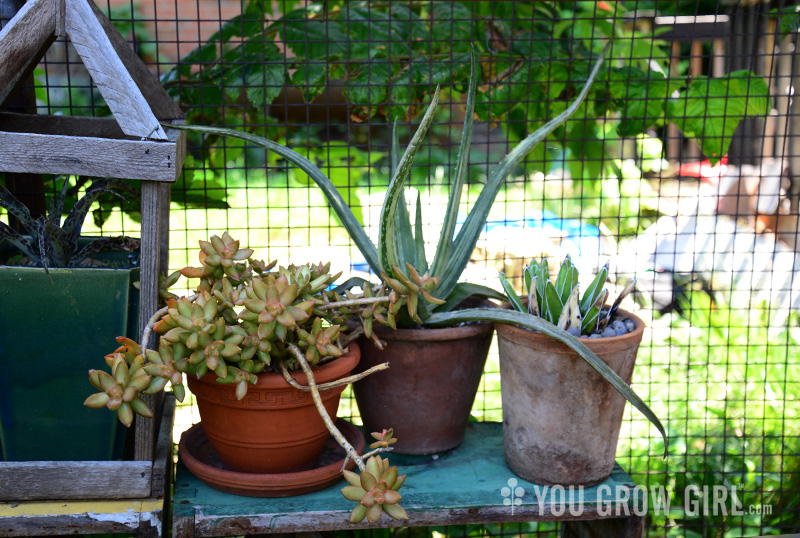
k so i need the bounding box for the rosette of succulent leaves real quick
[86,232,433,521]
[499,255,636,337]
[0,177,139,273]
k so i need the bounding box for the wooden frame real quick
[0,395,176,537]
[0,0,185,508]
[172,422,644,538]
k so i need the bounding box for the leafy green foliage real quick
[161,0,770,223]
[667,71,771,164]
[88,232,426,424]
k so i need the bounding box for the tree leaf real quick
[291,61,328,102]
[667,71,770,164]
[606,67,675,137]
[346,59,392,120]
[278,8,350,60]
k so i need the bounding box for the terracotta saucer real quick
[179,418,365,497]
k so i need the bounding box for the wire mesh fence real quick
[2,0,800,536]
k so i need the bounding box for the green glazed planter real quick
[0,242,139,462]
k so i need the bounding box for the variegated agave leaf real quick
[62,179,136,252]
[0,220,36,261]
[1,177,136,271]
[70,236,141,266]
[0,182,37,233]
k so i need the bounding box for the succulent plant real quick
[0,177,139,273]
[342,455,408,523]
[86,232,419,523]
[87,232,432,419]
[499,255,637,337]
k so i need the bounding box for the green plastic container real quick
[0,243,139,462]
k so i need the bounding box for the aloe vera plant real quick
[0,177,139,273]
[167,43,667,451]
[499,255,636,337]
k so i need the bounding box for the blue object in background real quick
[454,210,602,264]
[349,211,604,274]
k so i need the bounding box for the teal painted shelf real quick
[173,422,644,537]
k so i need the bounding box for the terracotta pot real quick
[187,343,360,474]
[353,320,493,455]
[496,309,644,486]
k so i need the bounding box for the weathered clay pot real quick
[186,342,360,474]
[496,310,644,486]
[353,320,493,455]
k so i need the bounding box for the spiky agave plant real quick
[499,256,636,337]
[0,177,139,274]
[166,43,666,513]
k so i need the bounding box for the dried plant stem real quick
[286,343,367,471]
[141,293,197,350]
[318,296,391,310]
[338,325,364,348]
[279,361,389,392]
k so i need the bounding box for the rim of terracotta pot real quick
[189,341,361,390]
[369,296,496,342]
[178,418,365,496]
[372,321,493,342]
[495,307,644,355]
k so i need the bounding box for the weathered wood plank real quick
[134,180,163,462]
[174,422,644,536]
[64,0,166,140]
[87,0,184,121]
[0,498,163,537]
[561,515,644,538]
[159,182,171,272]
[190,508,622,535]
[0,0,56,110]
[0,461,151,501]
[55,0,65,37]
[0,130,181,181]
[151,394,176,497]
[0,111,128,138]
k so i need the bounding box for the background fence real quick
[2,0,800,536]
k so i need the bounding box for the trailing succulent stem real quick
[0,177,138,273]
[86,232,410,524]
[87,231,430,419]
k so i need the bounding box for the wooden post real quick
[760,19,777,159]
[667,41,681,161]
[0,0,47,231]
[135,180,163,462]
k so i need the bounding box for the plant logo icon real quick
[501,478,525,514]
